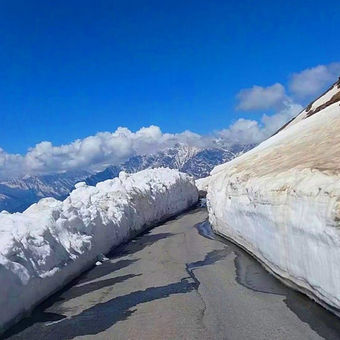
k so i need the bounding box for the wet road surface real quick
[3,207,340,339]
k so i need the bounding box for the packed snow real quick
[0,168,198,331]
[207,83,340,313]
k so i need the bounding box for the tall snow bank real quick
[0,168,198,331]
[207,87,340,314]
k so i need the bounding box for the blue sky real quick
[0,0,339,178]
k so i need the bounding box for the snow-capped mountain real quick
[0,143,254,213]
[180,144,253,178]
[0,170,90,213]
[85,143,254,186]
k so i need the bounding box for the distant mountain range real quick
[0,171,90,213]
[85,144,253,186]
[0,143,254,212]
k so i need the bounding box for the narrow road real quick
[4,207,340,340]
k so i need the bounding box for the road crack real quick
[185,262,208,328]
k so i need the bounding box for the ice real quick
[0,168,198,331]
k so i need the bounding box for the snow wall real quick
[0,168,198,332]
[207,96,340,314]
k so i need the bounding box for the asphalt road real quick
[3,207,340,340]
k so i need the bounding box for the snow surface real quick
[284,81,340,130]
[0,168,198,331]
[207,92,340,313]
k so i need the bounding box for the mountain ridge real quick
[85,143,254,186]
[0,143,255,213]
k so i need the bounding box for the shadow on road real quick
[3,222,177,339]
[4,215,228,340]
[8,278,197,340]
[108,232,174,258]
[78,258,138,285]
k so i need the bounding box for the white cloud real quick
[0,148,25,179]
[289,62,340,98]
[0,109,302,180]
[218,100,302,145]
[236,83,286,111]
[0,126,212,180]
[3,62,335,180]
[232,62,339,143]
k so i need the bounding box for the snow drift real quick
[0,168,198,332]
[207,79,340,313]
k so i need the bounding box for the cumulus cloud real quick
[232,62,339,143]
[232,76,303,144]
[3,62,335,180]
[0,109,302,180]
[0,148,25,179]
[0,126,213,180]
[218,100,302,145]
[0,92,304,180]
[236,83,286,111]
[289,62,340,98]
